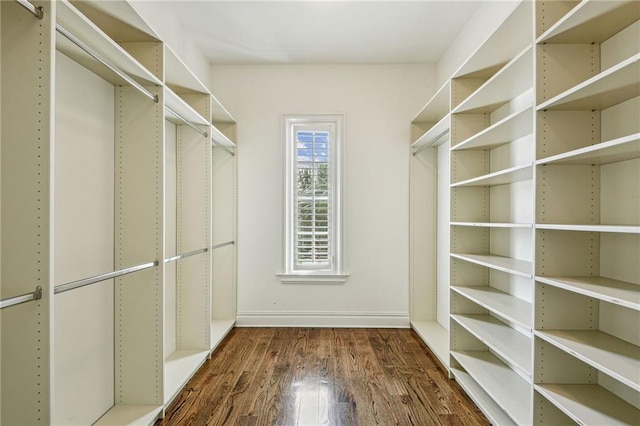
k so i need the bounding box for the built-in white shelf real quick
[94,405,162,426]
[451,164,533,187]
[537,133,640,165]
[537,54,640,111]
[453,46,533,114]
[165,46,209,94]
[452,314,531,377]
[452,222,533,229]
[453,105,533,151]
[210,319,235,352]
[56,0,161,87]
[164,349,209,405]
[451,253,533,279]
[535,224,640,234]
[412,117,449,149]
[536,276,640,311]
[412,80,450,124]
[450,367,516,426]
[165,88,210,127]
[536,330,640,392]
[452,286,532,330]
[411,320,449,371]
[537,0,640,44]
[451,351,531,426]
[536,384,640,426]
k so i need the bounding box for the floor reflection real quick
[293,379,330,426]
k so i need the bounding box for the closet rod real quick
[212,240,235,250]
[0,286,42,310]
[55,24,159,103]
[14,0,43,19]
[211,139,235,156]
[54,261,158,295]
[165,106,209,138]
[164,247,208,264]
[412,129,449,156]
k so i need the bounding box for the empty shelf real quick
[451,253,533,279]
[536,330,640,392]
[536,276,640,311]
[165,88,210,127]
[164,349,209,405]
[453,105,533,151]
[412,80,450,124]
[412,115,450,149]
[537,133,640,165]
[451,164,533,187]
[411,320,449,371]
[452,222,533,229]
[452,286,532,330]
[536,384,640,426]
[94,405,162,426]
[535,224,640,234]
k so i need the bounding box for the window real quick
[281,115,347,283]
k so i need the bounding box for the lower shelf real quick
[451,367,516,426]
[536,384,640,426]
[93,404,162,426]
[451,350,531,425]
[211,318,236,351]
[164,349,209,406]
[411,320,449,371]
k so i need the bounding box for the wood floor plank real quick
[157,328,489,426]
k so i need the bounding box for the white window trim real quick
[279,114,348,284]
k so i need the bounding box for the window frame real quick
[280,114,347,284]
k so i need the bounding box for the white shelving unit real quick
[0,1,238,424]
[410,79,451,370]
[533,1,640,425]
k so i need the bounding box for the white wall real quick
[210,64,434,327]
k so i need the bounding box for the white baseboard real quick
[235,311,410,328]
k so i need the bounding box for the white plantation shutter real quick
[295,127,331,269]
[283,115,344,277]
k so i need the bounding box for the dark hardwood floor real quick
[156,328,488,426]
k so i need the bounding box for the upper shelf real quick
[451,164,533,187]
[453,105,533,151]
[537,54,640,111]
[453,46,533,114]
[537,0,640,44]
[165,46,209,95]
[537,133,640,165]
[56,0,162,87]
[453,0,532,78]
[412,80,450,124]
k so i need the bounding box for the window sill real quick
[277,273,349,285]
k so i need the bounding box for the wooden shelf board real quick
[451,286,532,329]
[537,54,640,111]
[452,222,533,229]
[164,349,209,405]
[210,319,235,353]
[450,367,516,426]
[412,116,450,149]
[536,275,640,311]
[535,224,640,234]
[451,163,533,187]
[536,384,640,426]
[56,0,161,87]
[537,133,640,165]
[451,351,531,425]
[412,80,450,124]
[537,1,640,44]
[411,320,450,371]
[451,253,533,279]
[453,46,533,114]
[452,314,531,376]
[452,105,533,151]
[536,330,640,392]
[93,404,162,426]
[165,88,210,127]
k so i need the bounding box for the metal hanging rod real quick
[211,139,235,156]
[14,0,43,19]
[412,129,449,156]
[165,106,209,138]
[0,286,42,310]
[164,247,208,264]
[211,240,235,250]
[55,24,159,103]
[54,261,158,295]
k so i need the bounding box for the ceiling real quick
[144,1,481,64]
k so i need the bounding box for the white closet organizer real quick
[410,80,450,370]
[534,1,640,424]
[0,1,238,425]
